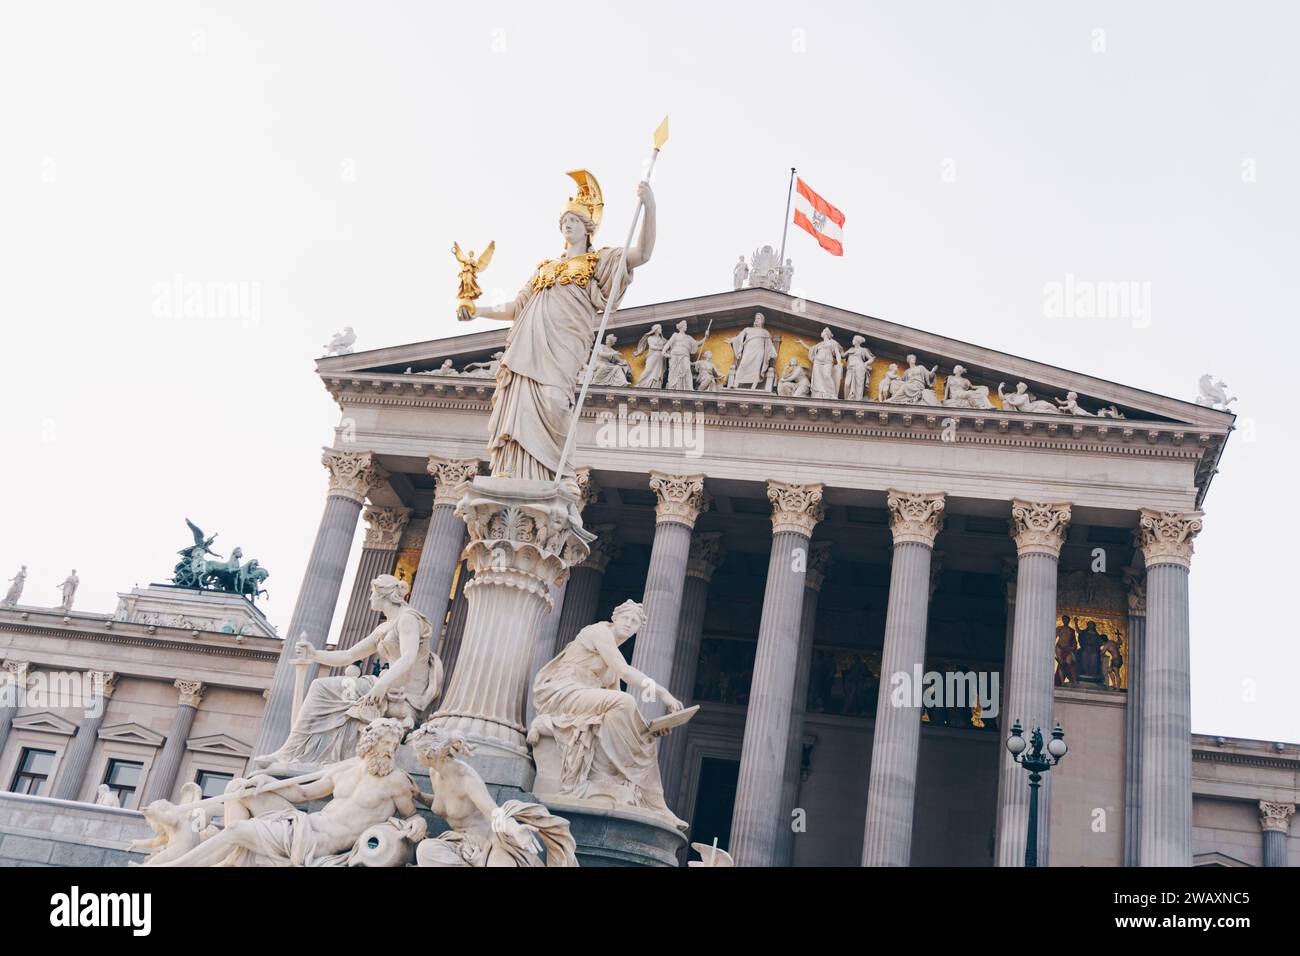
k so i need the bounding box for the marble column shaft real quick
[438,562,470,676]
[659,531,725,804]
[730,481,824,867]
[631,472,706,722]
[1123,569,1146,868]
[408,456,478,630]
[1137,508,1202,867]
[0,662,29,758]
[995,501,1071,867]
[253,449,379,759]
[776,541,832,866]
[1260,803,1295,868]
[555,525,619,650]
[862,491,945,867]
[52,671,116,802]
[140,681,204,804]
[334,506,409,659]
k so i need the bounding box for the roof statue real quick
[323,327,356,356]
[171,518,269,602]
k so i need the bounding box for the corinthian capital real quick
[2,660,31,688]
[88,670,118,700]
[322,449,381,504]
[573,466,601,513]
[686,531,726,583]
[581,524,621,574]
[1259,801,1295,834]
[768,480,825,538]
[174,679,205,709]
[649,471,708,528]
[1010,500,1072,558]
[886,490,946,547]
[362,506,412,550]
[428,455,480,508]
[1138,508,1204,570]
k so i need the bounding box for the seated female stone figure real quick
[251,574,443,774]
[408,725,577,867]
[527,599,690,830]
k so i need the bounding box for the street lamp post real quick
[1005,720,1068,867]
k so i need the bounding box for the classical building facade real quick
[0,287,1293,867]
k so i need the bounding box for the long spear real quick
[553,117,669,483]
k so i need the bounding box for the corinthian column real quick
[408,456,479,624]
[141,681,204,804]
[51,671,117,801]
[555,526,620,650]
[1122,566,1146,867]
[659,530,726,802]
[777,540,833,866]
[426,478,591,789]
[861,491,946,867]
[731,480,825,867]
[0,661,32,757]
[1137,508,1203,867]
[253,449,380,758]
[995,500,1071,867]
[631,471,707,721]
[336,506,410,656]
[1259,802,1295,868]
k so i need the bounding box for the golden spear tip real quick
[653,116,669,150]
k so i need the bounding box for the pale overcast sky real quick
[1,2,1295,741]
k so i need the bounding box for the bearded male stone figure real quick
[157,718,422,866]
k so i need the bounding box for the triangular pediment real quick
[321,289,1231,429]
[12,711,78,736]
[98,722,166,747]
[185,733,252,757]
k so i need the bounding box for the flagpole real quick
[777,166,796,265]
[553,117,669,484]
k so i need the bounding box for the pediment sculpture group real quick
[410,311,1125,418]
[128,575,692,867]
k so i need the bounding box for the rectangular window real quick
[194,770,234,799]
[102,759,144,806]
[10,748,56,796]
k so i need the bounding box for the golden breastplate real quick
[532,250,601,292]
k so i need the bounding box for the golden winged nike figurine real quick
[452,240,495,316]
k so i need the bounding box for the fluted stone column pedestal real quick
[631,472,707,723]
[408,456,478,626]
[425,477,592,791]
[995,500,1071,867]
[52,671,117,802]
[140,681,204,804]
[659,531,725,804]
[1123,568,1146,867]
[1259,802,1295,867]
[555,526,619,650]
[731,481,825,867]
[862,491,946,866]
[254,449,380,758]
[1137,509,1203,867]
[776,541,832,866]
[335,506,410,660]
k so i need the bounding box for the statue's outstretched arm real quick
[311,631,378,669]
[625,182,657,270]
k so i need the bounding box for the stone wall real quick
[0,791,150,867]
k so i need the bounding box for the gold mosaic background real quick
[1055,608,1128,690]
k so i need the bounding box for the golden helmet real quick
[562,169,603,235]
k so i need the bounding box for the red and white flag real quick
[793,177,845,256]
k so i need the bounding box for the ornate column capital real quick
[2,659,32,687]
[1123,566,1147,616]
[886,489,946,547]
[1259,801,1296,834]
[322,449,381,505]
[573,466,601,513]
[805,541,834,593]
[88,670,118,700]
[1010,500,1072,558]
[580,524,621,573]
[767,480,825,538]
[686,531,727,583]
[362,506,412,550]
[649,471,708,528]
[428,455,481,508]
[1138,508,1204,570]
[174,679,205,709]
[455,478,593,604]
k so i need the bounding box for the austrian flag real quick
[793,177,846,256]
